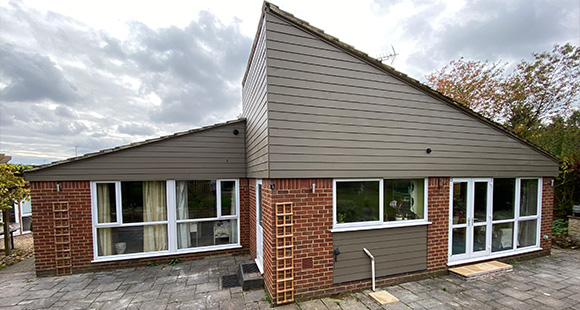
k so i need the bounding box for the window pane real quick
[520,179,538,216]
[176,181,217,220]
[221,181,236,216]
[122,182,144,223]
[97,183,116,223]
[336,181,379,223]
[473,182,488,223]
[452,228,466,255]
[518,220,537,248]
[493,179,515,220]
[122,181,167,223]
[452,182,467,225]
[492,222,514,252]
[97,224,168,256]
[177,219,238,249]
[384,179,424,221]
[21,199,32,215]
[473,226,486,252]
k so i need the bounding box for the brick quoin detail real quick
[31,180,251,276]
[427,177,450,271]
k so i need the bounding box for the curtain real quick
[143,181,168,252]
[176,181,191,249]
[96,183,113,256]
[230,184,236,216]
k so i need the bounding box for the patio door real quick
[255,179,264,273]
[449,178,492,263]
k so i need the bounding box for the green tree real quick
[0,164,30,255]
[532,111,580,217]
[426,43,580,139]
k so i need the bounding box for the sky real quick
[1,0,579,165]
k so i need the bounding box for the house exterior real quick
[25,2,558,304]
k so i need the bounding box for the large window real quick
[334,179,427,230]
[491,178,540,252]
[176,180,238,250]
[92,179,239,260]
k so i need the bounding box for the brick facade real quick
[427,177,450,271]
[30,180,250,276]
[540,177,554,253]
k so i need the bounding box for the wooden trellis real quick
[275,202,294,304]
[53,202,72,275]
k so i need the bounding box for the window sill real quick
[331,221,431,233]
[92,244,242,263]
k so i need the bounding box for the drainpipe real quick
[363,248,375,292]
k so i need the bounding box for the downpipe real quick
[363,248,375,291]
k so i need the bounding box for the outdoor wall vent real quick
[426,148,432,154]
[233,129,239,135]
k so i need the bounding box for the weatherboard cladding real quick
[243,17,270,178]
[24,120,246,181]
[262,8,559,179]
[333,226,427,283]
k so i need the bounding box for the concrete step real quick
[449,261,513,281]
[238,263,264,291]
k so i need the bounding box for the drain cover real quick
[242,263,259,274]
[221,274,240,289]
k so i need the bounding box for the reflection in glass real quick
[520,179,538,216]
[452,228,466,255]
[452,182,467,224]
[177,219,238,249]
[473,182,487,223]
[518,220,537,248]
[221,181,236,216]
[176,181,217,220]
[97,224,168,257]
[473,226,486,252]
[336,181,379,223]
[492,222,514,252]
[493,179,515,220]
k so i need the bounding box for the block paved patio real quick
[0,248,579,309]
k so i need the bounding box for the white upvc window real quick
[332,178,429,232]
[91,179,240,262]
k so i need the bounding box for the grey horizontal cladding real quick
[333,226,427,283]
[25,122,246,182]
[243,16,269,179]
[264,11,559,179]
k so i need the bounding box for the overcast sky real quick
[1,0,578,165]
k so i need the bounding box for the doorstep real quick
[449,260,513,281]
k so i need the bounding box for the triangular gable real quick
[258,2,558,178]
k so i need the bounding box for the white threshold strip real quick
[447,246,542,266]
[92,244,242,263]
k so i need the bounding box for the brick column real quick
[427,177,450,271]
[239,178,250,249]
[263,179,334,303]
[31,181,93,276]
[540,177,554,252]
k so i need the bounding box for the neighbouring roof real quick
[243,1,559,164]
[25,118,245,174]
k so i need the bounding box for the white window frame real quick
[91,179,241,262]
[332,178,430,232]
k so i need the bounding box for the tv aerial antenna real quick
[376,45,399,65]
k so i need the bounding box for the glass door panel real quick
[450,179,492,263]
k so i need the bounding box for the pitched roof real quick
[244,1,558,164]
[25,118,246,174]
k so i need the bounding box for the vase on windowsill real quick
[115,242,127,254]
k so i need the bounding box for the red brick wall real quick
[540,177,554,252]
[31,180,251,276]
[427,177,450,271]
[262,179,334,301]
[31,181,93,275]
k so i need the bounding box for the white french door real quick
[449,178,492,263]
[255,179,264,273]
